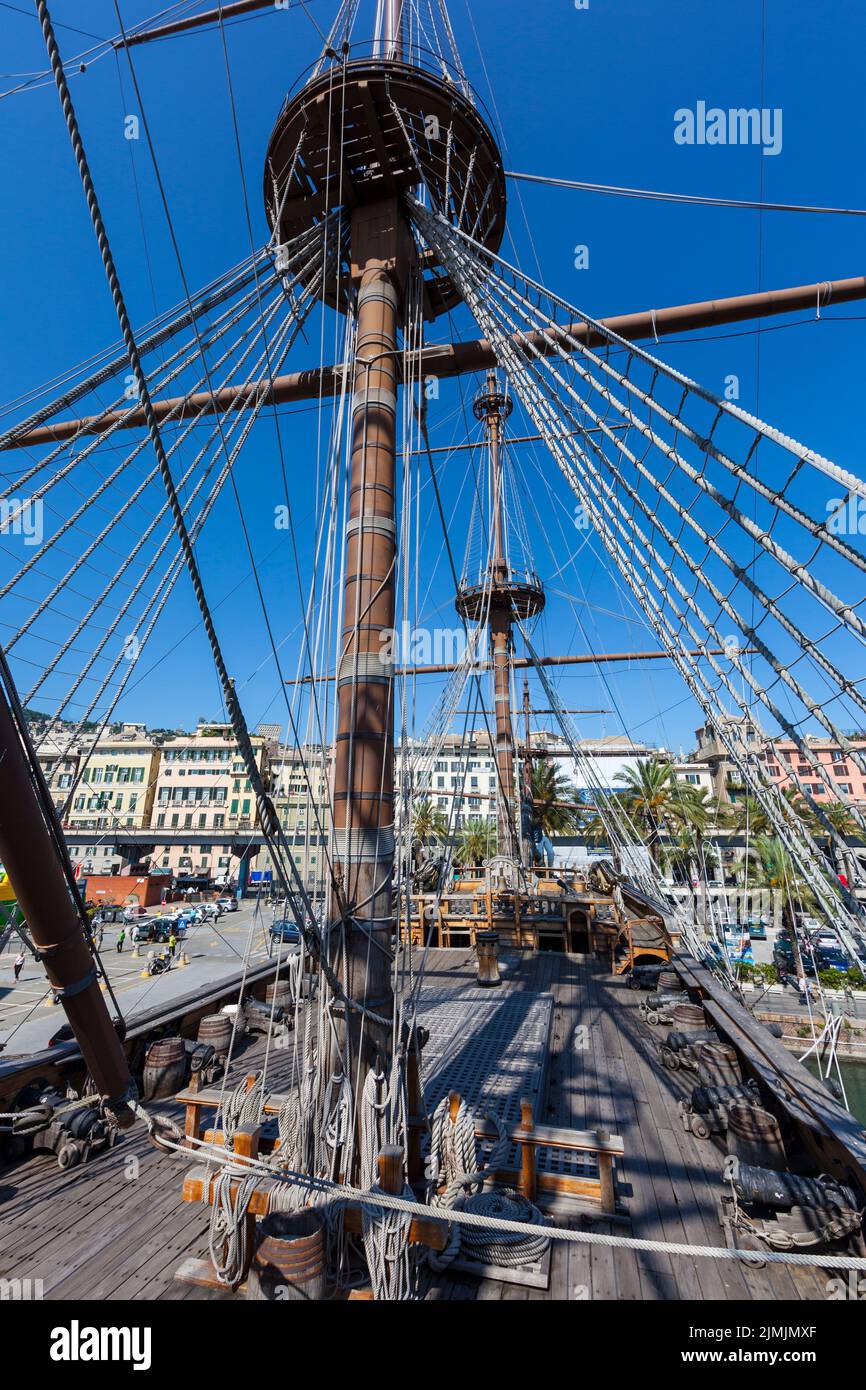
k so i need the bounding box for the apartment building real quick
[30,724,157,876]
[253,744,331,892]
[33,725,83,818]
[568,735,714,801]
[148,723,275,881]
[691,715,866,808]
[765,736,866,805]
[410,730,499,827]
[692,714,766,801]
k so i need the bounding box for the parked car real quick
[773,934,815,977]
[811,935,851,972]
[92,905,126,924]
[217,897,238,913]
[123,905,151,923]
[129,919,160,944]
[269,919,302,947]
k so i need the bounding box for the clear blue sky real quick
[1,0,864,755]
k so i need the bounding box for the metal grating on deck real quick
[414,984,553,1170]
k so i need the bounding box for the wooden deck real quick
[0,950,832,1301]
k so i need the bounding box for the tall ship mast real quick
[1,0,866,1318]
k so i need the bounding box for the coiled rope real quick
[426,1096,550,1271]
[359,1065,414,1300]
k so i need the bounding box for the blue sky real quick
[1,0,864,755]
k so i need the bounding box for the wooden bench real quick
[180,1081,623,1214]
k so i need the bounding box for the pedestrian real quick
[13,949,25,982]
[168,931,177,958]
[117,928,126,954]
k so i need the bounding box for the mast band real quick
[52,967,98,1000]
[333,826,396,861]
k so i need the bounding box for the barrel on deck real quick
[475,930,501,987]
[246,1210,326,1301]
[725,1102,786,1170]
[671,1003,706,1029]
[197,1013,233,1060]
[266,979,294,1013]
[142,1035,187,1100]
[696,1040,742,1088]
[658,970,679,992]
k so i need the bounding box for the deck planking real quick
[0,949,834,1302]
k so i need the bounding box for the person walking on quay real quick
[13,949,25,982]
[116,928,126,954]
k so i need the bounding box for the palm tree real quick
[737,835,814,983]
[529,757,582,835]
[454,817,496,868]
[667,820,721,923]
[818,799,861,884]
[614,759,684,866]
[728,794,774,838]
[413,797,449,845]
[675,786,729,882]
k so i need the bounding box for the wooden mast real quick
[0,671,133,1111]
[457,373,545,860]
[329,199,409,1107]
[327,0,408,1127]
[485,371,518,858]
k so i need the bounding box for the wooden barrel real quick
[658,970,679,992]
[266,980,293,1013]
[696,1041,742,1089]
[197,1013,233,1059]
[475,930,501,987]
[142,1036,187,1101]
[725,1102,787,1170]
[671,1003,706,1029]
[246,1210,326,1301]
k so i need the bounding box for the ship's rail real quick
[675,952,866,1192]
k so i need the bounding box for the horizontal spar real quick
[114,0,281,48]
[6,276,864,450]
[285,648,739,684]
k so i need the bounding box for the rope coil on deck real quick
[427,1097,551,1272]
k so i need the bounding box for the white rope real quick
[133,1109,866,1272]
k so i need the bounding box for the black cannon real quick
[679,1079,761,1138]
